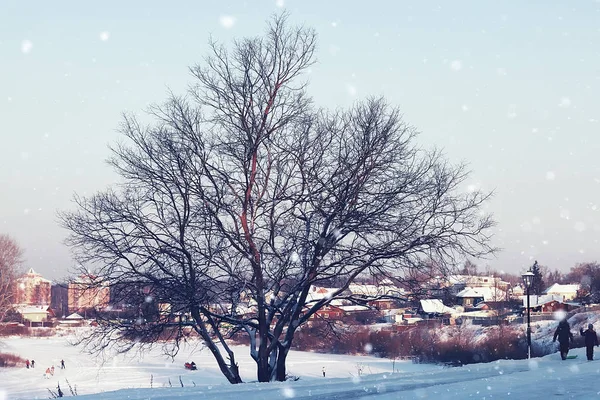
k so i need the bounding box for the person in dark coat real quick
[580,323,599,361]
[553,318,574,360]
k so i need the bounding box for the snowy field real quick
[1,334,600,399]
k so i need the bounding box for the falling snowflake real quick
[21,40,33,54]
[281,387,295,398]
[559,97,571,108]
[507,104,517,119]
[528,359,539,370]
[219,15,236,29]
[364,343,373,353]
[546,171,555,181]
[145,296,153,303]
[346,84,357,96]
[99,31,110,41]
[275,0,285,7]
[331,21,338,28]
[559,208,570,220]
[461,104,469,112]
[450,60,462,71]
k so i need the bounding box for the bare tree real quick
[0,234,24,322]
[59,14,495,384]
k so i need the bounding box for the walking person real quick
[580,323,599,361]
[322,366,326,377]
[553,318,574,360]
[45,367,51,379]
[60,359,65,369]
[25,359,30,369]
[31,359,35,368]
[51,365,55,375]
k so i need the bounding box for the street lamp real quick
[522,269,535,359]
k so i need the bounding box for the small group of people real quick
[26,358,65,379]
[553,318,599,360]
[44,365,55,378]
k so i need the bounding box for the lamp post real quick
[522,270,535,359]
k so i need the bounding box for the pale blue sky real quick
[1,1,599,280]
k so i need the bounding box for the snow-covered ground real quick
[2,314,600,400]
[0,335,437,399]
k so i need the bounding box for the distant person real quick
[580,323,599,361]
[25,359,30,369]
[45,367,51,379]
[31,359,35,368]
[51,365,55,375]
[60,359,65,369]
[553,318,574,360]
[322,366,326,377]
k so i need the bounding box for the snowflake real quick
[559,97,571,108]
[281,387,295,398]
[21,40,33,54]
[546,171,555,181]
[450,60,462,71]
[99,31,110,41]
[346,84,357,96]
[275,0,285,7]
[219,15,236,29]
[559,208,570,220]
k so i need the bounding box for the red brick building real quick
[13,268,51,305]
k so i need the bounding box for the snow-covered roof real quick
[419,299,455,315]
[544,283,580,294]
[15,305,49,315]
[521,294,565,308]
[306,286,339,302]
[65,313,84,320]
[337,305,370,312]
[456,287,507,301]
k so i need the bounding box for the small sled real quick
[566,355,578,359]
[184,362,197,370]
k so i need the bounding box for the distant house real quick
[522,294,572,312]
[13,268,52,306]
[68,275,110,314]
[418,299,455,318]
[543,283,580,301]
[15,305,50,326]
[312,304,345,319]
[456,287,507,307]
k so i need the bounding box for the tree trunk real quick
[275,345,290,381]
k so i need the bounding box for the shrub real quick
[0,353,28,368]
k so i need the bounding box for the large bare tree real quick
[0,234,24,322]
[60,14,495,384]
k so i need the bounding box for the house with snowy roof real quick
[418,299,456,317]
[543,283,580,301]
[521,294,573,313]
[455,286,508,307]
[14,305,51,326]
